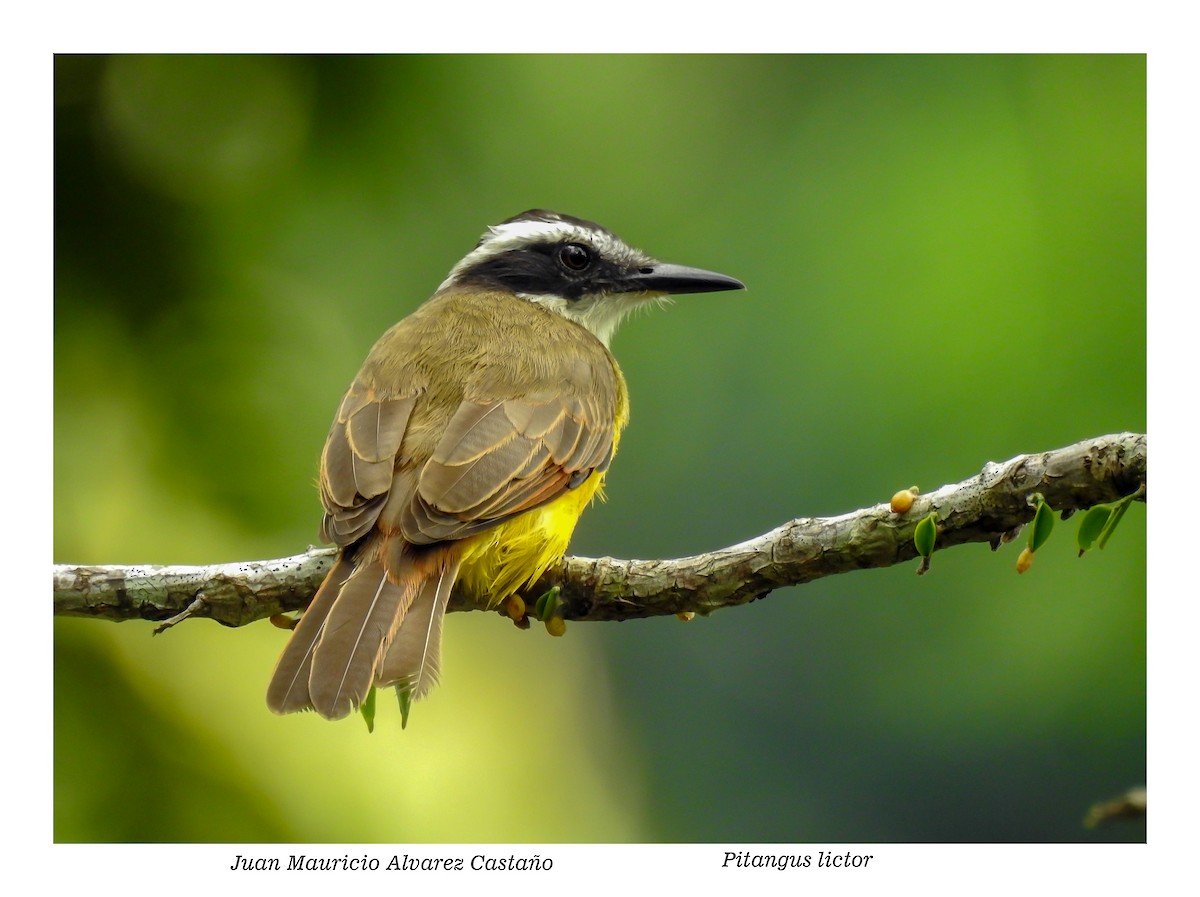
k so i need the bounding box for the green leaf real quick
[360,686,377,734]
[397,684,413,730]
[1027,495,1055,553]
[1076,505,1113,555]
[1097,491,1135,549]
[534,585,561,622]
[914,512,938,558]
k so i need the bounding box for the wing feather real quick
[400,387,615,546]
[319,382,419,547]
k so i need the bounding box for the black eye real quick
[558,242,592,272]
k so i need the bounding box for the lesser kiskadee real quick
[267,209,744,721]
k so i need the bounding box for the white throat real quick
[525,291,668,348]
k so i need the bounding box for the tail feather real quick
[378,553,462,700]
[266,555,354,715]
[308,558,418,720]
[267,544,464,721]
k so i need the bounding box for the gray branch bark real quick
[53,432,1146,629]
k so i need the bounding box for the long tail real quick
[265,554,353,715]
[377,553,462,700]
[266,543,461,720]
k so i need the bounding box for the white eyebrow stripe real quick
[438,218,645,292]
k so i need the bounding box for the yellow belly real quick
[456,469,607,603]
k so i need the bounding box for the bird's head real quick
[439,209,744,345]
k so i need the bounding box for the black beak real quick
[622,262,745,296]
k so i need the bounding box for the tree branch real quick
[53,432,1146,628]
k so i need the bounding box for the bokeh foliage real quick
[54,54,1145,842]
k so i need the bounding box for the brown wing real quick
[318,380,419,546]
[319,290,622,550]
[392,387,616,545]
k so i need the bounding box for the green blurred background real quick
[53,54,1145,843]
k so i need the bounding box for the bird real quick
[266,209,744,722]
